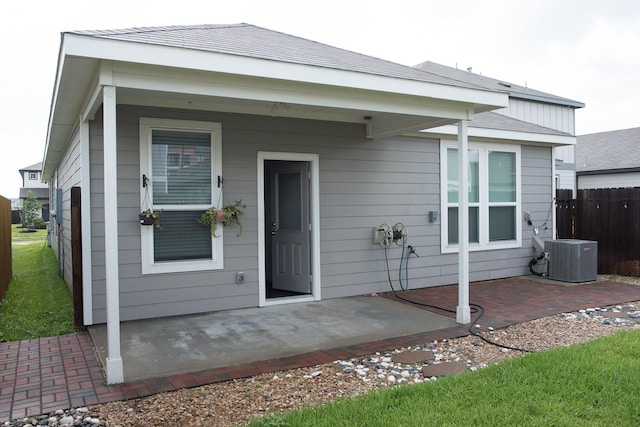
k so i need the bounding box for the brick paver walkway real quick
[2,277,640,421]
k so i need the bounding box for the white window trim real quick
[440,140,521,253]
[139,117,223,274]
[29,172,37,180]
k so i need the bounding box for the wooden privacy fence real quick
[0,195,11,300]
[556,187,640,276]
[555,189,575,239]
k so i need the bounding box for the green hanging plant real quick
[139,209,162,229]
[198,200,246,237]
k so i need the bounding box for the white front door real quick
[267,160,311,293]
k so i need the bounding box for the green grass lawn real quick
[11,223,48,243]
[0,235,76,342]
[250,330,640,427]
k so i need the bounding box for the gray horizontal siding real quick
[86,105,554,323]
[55,127,82,291]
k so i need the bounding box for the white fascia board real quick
[106,62,476,119]
[64,34,508,109]
[43,39,72,180]
[419,124,576,146]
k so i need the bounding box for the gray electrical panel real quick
[545,239,597,283]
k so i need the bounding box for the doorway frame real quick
[257,151,321,307]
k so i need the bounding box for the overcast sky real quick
[1,0,638,198]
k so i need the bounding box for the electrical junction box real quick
[373,227,386,245]
[545,239,597,283]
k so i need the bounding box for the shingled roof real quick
[576,127,640,173]
[470,112,571,136]
[69,24,483,90]
[414,61,584,108]
[19,162,43,172]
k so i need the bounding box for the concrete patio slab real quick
[88,295,456,382]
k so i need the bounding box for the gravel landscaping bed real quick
[6,275,640,427]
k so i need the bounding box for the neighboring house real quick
[10,198,21,224]
[576,127,640,190]
[18,162,50,222]
[42,24,581,382]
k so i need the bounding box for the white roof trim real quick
[63,34,507,109]
[419,124,576,146]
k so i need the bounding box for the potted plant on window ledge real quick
[198,200,245,237]
[139,209,162,229]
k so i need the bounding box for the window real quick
[29,172,37,180]
[440,141,521,252]
[140,118,223,274]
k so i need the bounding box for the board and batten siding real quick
[496,98,576,135]
[87,106,553,324]
[52,126,83,291]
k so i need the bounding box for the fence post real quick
[0,195,12,301]
[71,187,83,328]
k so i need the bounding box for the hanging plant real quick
[198,200,246,237]
[139,175,162,229]
[139,209,162,229]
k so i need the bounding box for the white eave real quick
[43,33,509,178]
[417,123,576,146]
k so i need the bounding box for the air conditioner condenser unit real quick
[545,239,597,283]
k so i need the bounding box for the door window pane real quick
[278,173,301,230]
[152,130,211,205]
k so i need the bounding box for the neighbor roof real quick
[576,127,640,173]
[19,162,43,173]
[414,61,584,108]
[69,24,483,90]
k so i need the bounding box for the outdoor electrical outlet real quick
[373,227,385,244]
[236,272,245,283]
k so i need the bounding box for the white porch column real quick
[456,119,471,324]
[80,120,93,325]
[103,85,124,383]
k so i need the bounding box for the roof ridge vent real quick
[498,82,511,88]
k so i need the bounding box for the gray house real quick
[576,127,640,190]
[42,24,580,382]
